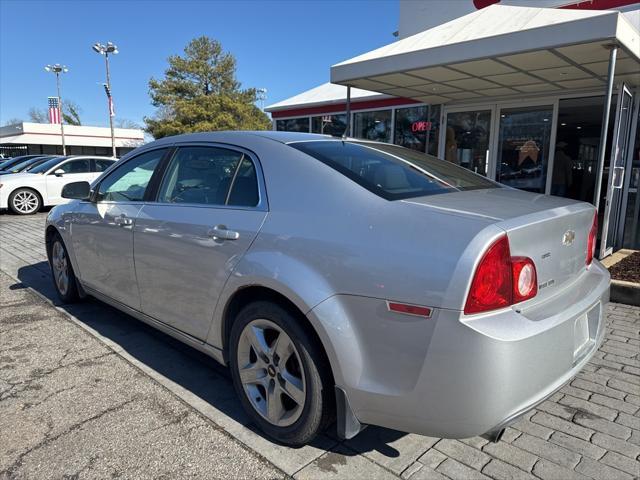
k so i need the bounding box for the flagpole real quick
[104,52,116,158]
[45,64,67,156]
[93,42,118,158]
[55,72,67,156]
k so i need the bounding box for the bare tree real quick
[115,118,142,129]
[3,118,23,126]
[28,107,48,123]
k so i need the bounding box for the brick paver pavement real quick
[1,211,639,479]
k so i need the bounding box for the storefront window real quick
[623,111,639,249]
[311,114,347,136]
[354,110,392,142]
[552,96,606,202]
[394,106,428,152]
[444,109,491,176]
[496,105,553,193]
[275,118,309,132]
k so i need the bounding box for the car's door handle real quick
[115,214,133,227]
[208,225,239,241]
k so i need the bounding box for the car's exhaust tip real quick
[481,428,505,443]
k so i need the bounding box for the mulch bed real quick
[608,251,640,283]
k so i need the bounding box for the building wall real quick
[399,0,639,39]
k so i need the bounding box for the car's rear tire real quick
[49,233,80,303]
[229,301,334,446]
[8,188,41,215]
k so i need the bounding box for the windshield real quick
[28,156,67,174]
[5,156,51,173]
[290,140,500,200]
[0,156,37,171]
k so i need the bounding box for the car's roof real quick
[148,131,348,148]
[62,155,117,159]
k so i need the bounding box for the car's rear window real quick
[290,141,499,200]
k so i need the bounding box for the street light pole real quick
[93,42,118,158]
[44,64,68,155]
[104,52,116,158]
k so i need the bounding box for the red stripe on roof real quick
[270,97,422,118]
[559,0,639,9]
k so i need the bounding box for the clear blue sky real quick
[0,0,398,128]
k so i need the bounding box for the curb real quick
[610,279,640,307]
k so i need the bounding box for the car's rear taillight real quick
[586,211,597,267]
[511,257,537,303]
[464,235,538,315]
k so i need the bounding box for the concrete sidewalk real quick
[1,212,639,480]
[0,270,285,479]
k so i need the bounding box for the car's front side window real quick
[157,146,258,207]
[56,159,91,174]
[97,149,166,202]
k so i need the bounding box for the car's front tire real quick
[8,188,42,215]
[229,301,334,446]
[49,233,80,303]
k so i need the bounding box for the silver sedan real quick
[45,131,609,446]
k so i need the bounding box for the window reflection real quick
[497,106,553,193]
[445,110,491,176]
[552,97,607,201]
[311,114,347,136]
[354,110,392,142]
[275,118,309,132]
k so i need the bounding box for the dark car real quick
[0,155,46,172]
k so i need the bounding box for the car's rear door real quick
[134,144,267,340]
[70,148,169,308]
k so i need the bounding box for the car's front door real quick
[45,158,98,205]
[134,145,267,340]
[70,149,168,308]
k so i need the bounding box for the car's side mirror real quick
[62,181,91,200]
[54,168,65,177]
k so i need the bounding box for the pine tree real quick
[145,36,270,139]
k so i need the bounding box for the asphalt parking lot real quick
[1,212,639,480]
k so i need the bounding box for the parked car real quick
[0,155,60,175]
[0,155,116,214]
[46,132,609,446]
[0,155,47,172]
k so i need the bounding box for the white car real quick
[0,155,116,214]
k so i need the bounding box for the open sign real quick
[411,121,432,133]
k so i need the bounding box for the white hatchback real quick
[0,155,116,214]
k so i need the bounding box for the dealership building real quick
[0,122,144,158]
[266,0,640,257]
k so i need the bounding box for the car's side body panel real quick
[44,132,611,441]
[308,261,609,438]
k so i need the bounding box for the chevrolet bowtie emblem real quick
[562,230,575,246]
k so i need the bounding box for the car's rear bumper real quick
[307,261,610,439]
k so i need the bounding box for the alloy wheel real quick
[12,190,39,214]
[51,241,69,296]
[236,319,306,427]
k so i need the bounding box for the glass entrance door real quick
[443,109,492,176]
[496,105,554,193]
[601,84,634,258]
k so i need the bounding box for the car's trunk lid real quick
[403,188,595,303]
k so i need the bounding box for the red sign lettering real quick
[411,121,432,133]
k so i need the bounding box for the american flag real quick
[108,96,115,117]
[48,97,61,124]
[103,84,115,117]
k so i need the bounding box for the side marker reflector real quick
[387,302,432,318]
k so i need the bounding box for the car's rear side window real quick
[157,146,259,207]
[290,141,499,200]
[94,159,115,172]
